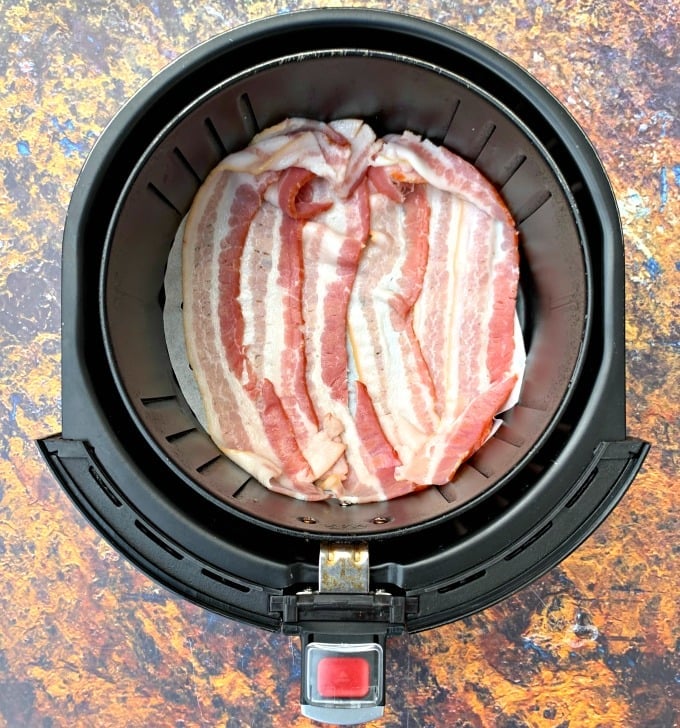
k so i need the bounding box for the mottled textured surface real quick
[0,1,678,726]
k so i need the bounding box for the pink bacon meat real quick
[182,120,523,502]
[348,184,439,465]
[182,169,324,499]
[300,177,416,502]
[374,133,522,484]
[183,121,358,500]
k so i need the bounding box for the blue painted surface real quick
[521,636,555,662]
[50,117,75,132]
[644,257,662,279]
[660,166,669,210]
[8,393,20,424]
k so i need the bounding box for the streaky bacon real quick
[387,132,523,484]
[348,185,438,468]
[367,165,404,202]
[240,204,345,480]
[278,167,333,219]
[223,118,351,184]
[329,118,380,197]
[301,179,408,502]
[183,167,325,499]
[253,117,350,148]
[346,381,424,502]
[396,375,518,485]
[182,120,524,503]
[184,121,374,500]
[376,131,514,224]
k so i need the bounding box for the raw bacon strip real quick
[303,206,366,407]
[396,132,522,484]
[329,118,380,197]
[301,179,426,503]
[277,213,346,478]
[253,117,349,148]
[413,187,520,421]
[348,185,438,465]
[223,118,351,185]
[184,119,383,500]
[396,376,517,485]
[353,381,401,476]
[238,202,345,480]
[485,221,521,384]
[376,130,514,224]
[341,381,422,503]
[239,199,276,380]
[278,167,333,219]
[411,188,462,412]
[183,166,324,499]
[301,180,394,502]
[367,165,404,202]
[259,378,320,487]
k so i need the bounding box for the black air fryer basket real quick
[39,9,649,724]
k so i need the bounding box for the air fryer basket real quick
[103,50,588,536]
[39,9,648,724]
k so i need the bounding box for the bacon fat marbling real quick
[181,119,524,502]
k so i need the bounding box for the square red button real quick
[317,656,371,699]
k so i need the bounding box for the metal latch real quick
[319,542,369,593]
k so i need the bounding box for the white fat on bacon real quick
[180,119,525,502]
[371,137,523,484]
[347,186,439,465]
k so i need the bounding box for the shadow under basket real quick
[38,10,648,725]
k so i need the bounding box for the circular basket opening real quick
[102,50,589,537]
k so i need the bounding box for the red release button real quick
[317,656,371,699]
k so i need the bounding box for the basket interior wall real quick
[103,52,587,536]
